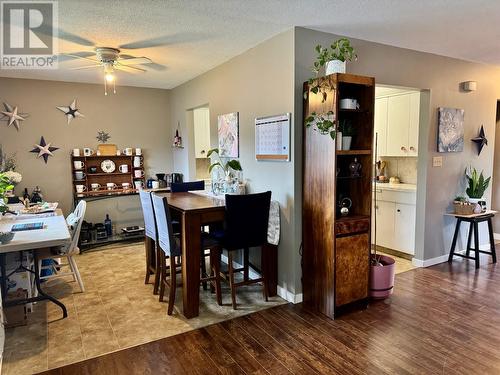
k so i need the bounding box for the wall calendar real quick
[255,113,291,161]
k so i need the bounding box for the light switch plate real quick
[433,156,443,167]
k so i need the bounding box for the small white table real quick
[0,210,71,318]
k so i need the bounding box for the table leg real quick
[262,243,278,297]
[181,212,201,318]
[487,217,497,263]
[0,254,8,301]
[448,219,462,263]
[33,252,68,318]
[473,221,480,269]
[466,222,473,258]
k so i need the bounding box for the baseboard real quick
[221,253,301,304]
[412,245,491,268]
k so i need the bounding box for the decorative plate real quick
[100,159,116,173]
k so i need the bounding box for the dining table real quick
[158,192,278,318]
[0,208,71,318]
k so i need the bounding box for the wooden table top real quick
[156,192,225,212]
[444,209,497,219]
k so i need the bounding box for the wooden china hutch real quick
[302,73,375,318]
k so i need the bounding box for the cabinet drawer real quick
[375,189,416,205]
[335,217,370,236]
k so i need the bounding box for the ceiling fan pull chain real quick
[104,76,108,96]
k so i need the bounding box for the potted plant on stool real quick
[465,166,490,212]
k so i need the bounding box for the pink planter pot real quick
[369,254,395,299]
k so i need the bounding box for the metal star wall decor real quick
[56,99,84,125]
[30,136,59,164]
[96,130,111,143]
[1,102,29,131]
[471,125,488,155]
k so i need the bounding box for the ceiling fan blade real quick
[57,28,95,47]
[61,53,99,63]
[119,32,208,50]
[115,64,146,73]
[118,57,152,65]
[57,51,96,62]
[70,64,102,70]
[144,62,167,71]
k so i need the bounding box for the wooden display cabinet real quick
[71,153,145,199]
[302,73,374,318]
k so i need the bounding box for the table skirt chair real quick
[213,191,272,309]
[139,190,161,294]
[38,200,87,292]
[152,193,222,314]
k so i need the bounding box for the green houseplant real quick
[305,111,336,140]
[207,148,242,180]
[465,167,490,200]
[0,172,14,214]
[339,119,354,150]
[311,38,357,76]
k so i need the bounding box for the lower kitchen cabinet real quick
[372,188,416,255]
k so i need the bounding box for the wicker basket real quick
[454,202,475,215]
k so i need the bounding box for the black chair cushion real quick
[171,180,205,193]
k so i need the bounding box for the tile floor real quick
[2,242,286,375]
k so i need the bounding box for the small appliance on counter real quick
[171,173,183,184]
[95,223,107,240]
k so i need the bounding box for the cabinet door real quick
[394,203,416,254]
[194,108,211,158]
[372,200,395,249]
[374,98,388,156]
[386,94,410,156]
[408,92,420,156]
[335,233,369,307]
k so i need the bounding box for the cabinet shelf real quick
[339,108,369,113]
[336,150,371,155]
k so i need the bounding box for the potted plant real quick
[465,167,490,204]
[0,172,14,214]
[304,111,336,140]
[312,38,357,76]
[339,119,354,150]
[207,148,243,194]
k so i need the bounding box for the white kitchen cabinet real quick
[372,187,416,255]
[408,92,420,156]
[386,94,410,156]
[393,203,416,254]
[372,199,395,249]
[374,97,388,156]
[194,107,211,158]
[374,91,420,157]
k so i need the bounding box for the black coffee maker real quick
[171,173,183,184]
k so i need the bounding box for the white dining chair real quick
[38,200,87,292]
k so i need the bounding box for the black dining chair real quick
[170,180,205,193]
[139,190,160,294]
[151,193,222,315]
[214,191,272,310]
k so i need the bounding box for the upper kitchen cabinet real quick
[193,107,211,158]
[374,89,420,157]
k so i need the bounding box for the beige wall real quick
[492,104,500,231]
[0,78,171,228]
[295,27,500,270]
[169,30,298,297]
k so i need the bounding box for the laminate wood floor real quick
[40,254,500,374]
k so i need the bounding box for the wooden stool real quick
[447,210,497,269]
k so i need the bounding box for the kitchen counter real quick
[373,182,417,192]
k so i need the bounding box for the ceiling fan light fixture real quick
[105,72,115,82]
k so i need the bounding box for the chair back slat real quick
[170,180,205,193]
[151,194,181,257]
[65,200,86,253]
[139,190,156,240]
[224,191,271,250]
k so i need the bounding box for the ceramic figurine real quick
[349,157,362,177]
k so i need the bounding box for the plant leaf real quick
[208,162,222,174]
[226,160,242,171]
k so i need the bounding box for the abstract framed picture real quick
[218,112,239,157]
[437,107,464,152]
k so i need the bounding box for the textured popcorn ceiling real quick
[1,0,499,89]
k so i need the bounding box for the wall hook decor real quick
[30,136,59,163]
[1,102,29,131]
[57,99,85,125]
[471,125,488,155]
[96,130,111,143]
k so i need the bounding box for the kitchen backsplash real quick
[379,156,418,184]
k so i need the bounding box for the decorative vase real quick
[468,197,486,213]
[342,136,352,150]
[336,131,343,150]
[369,254,395,299]
[325,59,346,75]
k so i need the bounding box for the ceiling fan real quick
[62,47,155,95]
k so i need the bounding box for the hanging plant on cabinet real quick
[304,38,357,141]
